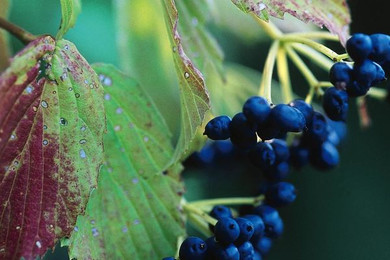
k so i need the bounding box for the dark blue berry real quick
[288,99,314,125]
[243,96,271,125]
[369,33,390,63]
[253,251,263,260]
[346,80,370,97]
[327,119,347,144]
[346,33,373,62]
[329,62,353,87]
[204,116,231,140]
[237,241,255,259]
[264,161,290,180]
[304,112,328,145]
[323,87,349,121]
[215,218,240,245]
[229,113,257,149]
[241,215,265,238]
[213,244,240,260]
[194,142,216,164]
[253,205,284,238]
[309,141,340,170]
[266,182,297,207]
[372,61,386,85]
[289,144,309,169]
[353,59,384,87]
[209,205,233,232]
[270,104,306,132]
[252,236,273,256]
[179,237,208,260]
[269,139,290,163]
[162,257,176,260]
[248,142,276,170]
[234,217,255,244]
[256,123,282,141]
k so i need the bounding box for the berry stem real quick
[259,40,279,103]
[367,87,388,100]
[291,43,334,71]
[286,31,340,41]
[277,45,294,103]
[187,213,213,237]
[0,17,38,44]
[285,46,318,86]
[317,81,333,88]
[188,195,265,208]
[183,202,218,226]
[251,14,282,39]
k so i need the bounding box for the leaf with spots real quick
[231,0,351,44]
[0,36,105,260]
[0,0,11,71]
[161,0,211,162]
[57,0,82,39]
[67,64,185,259]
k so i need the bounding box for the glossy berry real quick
[304,112,328,145]
[288,99,314,124]
[204,116,231,140]
[209,205,233,232]
[215,218,240,245]
[269,139,290,163]
[346,80,370,97]
[243,96,271,125]
[346,33,373,62]
[310,141,340,170]
[369,33,390,63]
[229,113,257,149]
[234,217,255,244]
[253,205,284,238]
[323,87,349,121]
[266,182,297,207]
[329,62,353,87]
[237,241,255,259]
[179,237,208,260]
[252,236,273,256]
[270,104,306,132]
[213,244,240,260]
[249,142,276,170]
[289,144,309,169]
[353,59,384,87]
[265,161,290,180]
[241,215,265,238]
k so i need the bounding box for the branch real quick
[0,17,37,44]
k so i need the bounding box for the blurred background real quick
[2,0,390,259]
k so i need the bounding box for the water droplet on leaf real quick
[79,149,86,159]
[41,101,48,108]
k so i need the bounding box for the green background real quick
[4,0,390,259]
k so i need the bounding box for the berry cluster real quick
[324,33,390,121]
[164,204,283,260]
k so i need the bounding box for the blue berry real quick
[179,237,208,260]
[322,87,349,121]
[266,182,297,207]
[372,61,386,85]
[346,33,373,62]
[289,144,309,169]
[253,251,263,260]
[162,257,176,260]
[237,241,255,259]
[234,217,255,244]
[264,161,290,180]
[269,104,306,132]
[369,33,390,63]
[252,236,273,256]
[253,205,284,238]
[304,112,328,145]
[243,96,271,125]
[241,215,265,238]
[309,141,340,170]
[288,99,314,125]
[329,62,353,87]
[353,59,384,87]
[346,80,370,97]
[269,139,290,163]
[204,116,231,140]
[209,205,233,232]
[215,218,240,245]
[229,113,257,149]
[256,123,282,141]
[249,142,276,170]
[213,244,240,260]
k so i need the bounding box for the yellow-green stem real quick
[187,213,213,237]
[368,87,388,100]
[286,31,339,41]
[277,45,294,103]
[291,43,334,71]
[251,14,282,39]
[189,195,265,208]
[259,40,280,102]
[183,203,217,226]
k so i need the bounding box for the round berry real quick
[329,62,353,87]
[266,182,297,207]
[322,87,349,121]
[237,241,255,259]
[252,236,273,256]
[248,142,276,170]
[179,237,208,260]
[264,161,290,180]
[213,243,240,260]
[257,123,282,141]
[288,99,314,125]
[304,112,328,145]
[253,205,283,238]
[241,214,265,239]
[215,218,240,245]
[346,33,373,62]
[234,217,255,244]
[269,139,290,163]
[243,96,272,125]
[346,80,370,97]
[209,205,233,232]
[309,141,340,170]
[353,59,384,87]
[204,116,231,140]
[229,113,257,149]
[369,33,390,63]
[270,104,306,132]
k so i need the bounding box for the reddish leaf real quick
[0,36,105,259]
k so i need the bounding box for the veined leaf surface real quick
[0,0,10,71]
[67,64,185,259]
[0,36,105,260]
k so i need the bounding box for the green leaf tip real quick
[57,0,82,39]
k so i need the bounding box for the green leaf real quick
[0,37,105,260]
[0,0,11,71]
[114,0,180,136]
[175,0,225,81]
[161,0,211,162]
[57,0,81,39]
[67,64,185,259]
[231,0,351,43]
